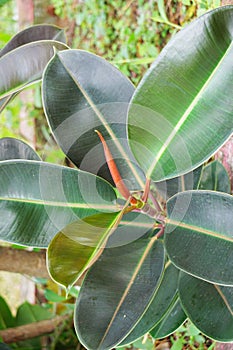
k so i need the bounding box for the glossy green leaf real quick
[75,233,165,350]
[0,160,117,247]
[106,211,155,248]
[44,289,67,302]
[0,25,66,112]
[165,190,233,285]
[198,160,230,193]
[47,212,121,289]
[0,296,15,329]
[16,302,52,326]
[15,302,53,348]
[179,272,233,342]
[0,137,40,161]
[48,212,154,290]
[0,24,66,59]
[155,165,202,200]
[0,40,68,99]
[42,50,145,189]
[150,298,186,339]
[128,7,233,181]
[120,262,180,346]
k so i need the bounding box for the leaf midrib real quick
[97,235,159,349]
[0,196,117,211]
[214,284,233,316]
[147,40,233,178]
[58,53,145,189]
[167,219,233,243]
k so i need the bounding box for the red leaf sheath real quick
[95,130,132,201]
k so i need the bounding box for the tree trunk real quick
[0,246,48,278]
[16,0,36,147]
[0,314,70,343]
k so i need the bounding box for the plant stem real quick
[141,178,151,202]
[149,190,163,211]
[155,225,165,238]
[0,314,71,343]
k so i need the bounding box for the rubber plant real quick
[0,7,233,349]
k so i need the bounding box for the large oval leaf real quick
[155,165,202,200]
[150,298,186,339]
[198,160,230,193]
[0,24,66,112]
[0,160,117,247]
[120,262,180,346]
[47,211,154,289]
[42,50,145,189]
[0,137,40,161]
[47,212,121,290]
[0,40,68,99]
[0,24,66,59]
[75,233,165,350]
[179,272,233,342]
[165,190,233,285]
[128,7,233,181]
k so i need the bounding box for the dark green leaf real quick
[155,165,202,200]
[42,50,145,189]
[165,190,233,285]
[0,160,117,247]
[0,138,40,161]
[150,298,186,339]
[120,262,180,346]
[198,160,230,193]
[16,302,52,325]
[106,211,155,248]
[0,40,68,99]
[0,296,15,329]
[0,25,66,112]
[128,7,233,181]
[0,24,66,59]
[179,272,233,342]
[75,232,165,350]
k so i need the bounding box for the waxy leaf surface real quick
[0,24,66,59]
[0,40,68,99]
[155,165,202,200]
[0,160,116,247]
[0,24,66,112]
[42,50,145,189]
[198,160,230,193]
[150,298,186,339]
[120,262,180,345]
[179,272,233,341]
[75,233,165,350]
[165,190,233,285]
[48,212,154,289]
[128,7,233,181]
[47,212,121,289]
[0,137,40,161]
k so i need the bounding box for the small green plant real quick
[0,7,233,349]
